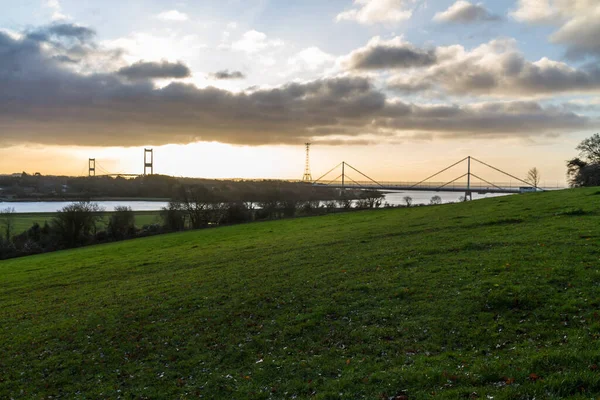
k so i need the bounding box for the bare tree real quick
[0,207,16,241]
[176,185,224,228]
[576,133,600,163]
[51,202,104,246]
[526,167,541,188]
[403,196,413,207]
[430,195,442,205]
[567,134,600,187]
[108,206,136,239]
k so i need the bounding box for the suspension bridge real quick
[85,146,554,200]
[312,156,546,200]
[87,149,154,178]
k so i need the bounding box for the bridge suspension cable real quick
[408,157,468,189]
[343,162,384,187]
[471,157,540,190]
[312,155,545,196]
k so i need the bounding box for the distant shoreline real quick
[0,197,171,203]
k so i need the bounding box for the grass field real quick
[1,188,600,398]
[9,211,162,234]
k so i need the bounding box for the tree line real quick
[0,187,390,260]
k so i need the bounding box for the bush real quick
[222,202,252,224]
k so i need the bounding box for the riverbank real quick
[1,190,514,214]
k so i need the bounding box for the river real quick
[0,191,511,213]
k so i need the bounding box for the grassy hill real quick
[1,188,599,399]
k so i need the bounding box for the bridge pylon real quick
[465,156,472,202]
[88,158,96,177]
[144,148,154,175]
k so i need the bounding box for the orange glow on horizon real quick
[0,139,576,186]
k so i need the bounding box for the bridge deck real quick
[315,183,542,194]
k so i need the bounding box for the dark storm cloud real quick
[0,28,594,147]
[209,70,246,80]
[117,60,191,80]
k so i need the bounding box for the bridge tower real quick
[302,143,313,182]
[144,148,154,175]
[465,156,472,201]
[88,158,96,177]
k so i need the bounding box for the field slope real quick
[1,188,600,399]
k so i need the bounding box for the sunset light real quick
[2,1,600,398]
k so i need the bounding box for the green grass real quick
[1,188,600,399]
[9,211,161,234]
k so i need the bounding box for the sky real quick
[0,0,599,185]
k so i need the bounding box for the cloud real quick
[104,32,207,66]
[156,10,189,21]
[344,36,436,70]
[27,23,96,43]
[209,70,246,80]
[377,100,592,138]
[0,28,594,148]
[117,60,191,80]
[46,0,60,8]
[510,0,562,24]
[44,0,71,21]
[335,0,416,25]
[230,30,283,53]
[433,1,499,23]
[18,23,123,74]
[510,0,600,58]
[343,37,600,97]
[288,47,335,71]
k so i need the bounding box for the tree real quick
[525,167,541,188]
[160,201,186,231]
[0,207,16,241]
[51,202,104,246]
[430,195,442,205]
[403,196,413,207]
[360,190,384,208]
[176,185,224,228]
[567,134,600,187]
[576,133,600,163]
[108,206,135,239]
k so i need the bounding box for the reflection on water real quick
[1,191,512,213]
[0,201,169,213]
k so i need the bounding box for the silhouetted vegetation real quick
[0,181,397,260]
[51,202,104,247]
[567,133,600,187]
[430,195,442,205]
[0,207,16,241]
[108,206,135,240]
[525,167,541,187]
[0,173,344,202]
